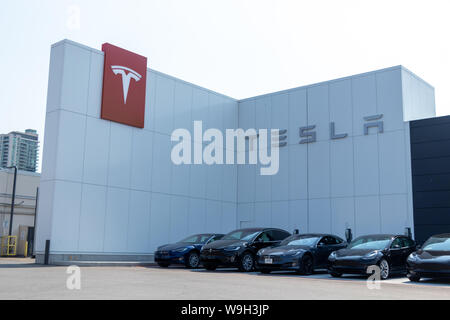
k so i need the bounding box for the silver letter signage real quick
[297,115,385,144]
[330,122,348,140]
[299,126,316,144]
[364,114,384,135]
[272,129,288,148]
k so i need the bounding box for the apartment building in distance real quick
[0,129,39,172]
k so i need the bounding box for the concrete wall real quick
[402,67,436,122]
[0,169,39,239]
[36,40,238,258]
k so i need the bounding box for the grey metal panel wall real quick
[410,115,450,243]
[237,67,416,239]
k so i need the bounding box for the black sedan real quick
[407,233,450,282]
[328,234,416,280]
[200,228,291,272]
[155,233,224,268]
[256,234,347,274]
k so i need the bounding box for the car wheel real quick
[186,251,200,269]
[260,269,271,274]
[204,263,217,271]
[298,255,314,275]
[239,253,255,272]
[158,262,170,268]
[379,259,390,280]
[407,273,421,282]
[330,271,342,278]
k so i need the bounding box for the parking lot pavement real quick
[275,270,450,287]
[0,259,449,299]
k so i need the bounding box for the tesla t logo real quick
[111,66,142,104]
[101,43,147,128]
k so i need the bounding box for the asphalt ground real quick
[0,258,449,299]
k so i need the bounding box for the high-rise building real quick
[0,129,39,172]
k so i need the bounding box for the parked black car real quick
[256,234,347,274]
[155,233,224,268]
[328,234,416,280]
[407,233,450,282]
[200,228,291,272]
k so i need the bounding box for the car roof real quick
[225,228,290,234]
[293,233,340,238]
[430,233,450,238]
[230,228,266,232]
[229,227,287,233]
[355,234,398,239]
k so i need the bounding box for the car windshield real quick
[222,230,261,241]
[422,237,450,251]
[280,235,320,246]
[179,234,211,244]
[348,236,392,250]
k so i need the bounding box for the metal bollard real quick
[44,240,50,265]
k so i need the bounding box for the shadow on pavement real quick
[0,263,54,269]
[399,278,450,287]
[79,263,450,287]
[0,258,57,269]
[189,266,450,286]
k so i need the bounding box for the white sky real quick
[1,0,450,172]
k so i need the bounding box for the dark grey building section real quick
[410,115,450,244]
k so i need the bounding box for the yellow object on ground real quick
[0,236,17,257]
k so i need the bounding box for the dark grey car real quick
[328,234,416,280]
[200,228,291,272]
[407,233,450,282]
[256,234,347,274]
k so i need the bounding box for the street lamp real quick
[6,166,17,236]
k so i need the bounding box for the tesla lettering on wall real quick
[101,43,147,128]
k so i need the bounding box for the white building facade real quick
[35,40,435,263]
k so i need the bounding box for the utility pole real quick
[6,166,18,236]
[32,187,39,257]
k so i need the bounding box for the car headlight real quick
[173,247,189,253]
[328,251,337,260]
[362,251,379,260]
[407,253,418,262]
[224,246,241,251]
[257,249,265,256]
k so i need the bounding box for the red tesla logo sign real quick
[101,43,147,128]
